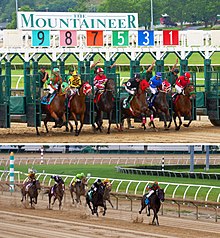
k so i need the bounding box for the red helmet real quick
[184,72,191,79]
[97,68,104,73]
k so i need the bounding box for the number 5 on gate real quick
[32,30,50,47]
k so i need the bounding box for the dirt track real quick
[0,192,220,238]
[0,118,220,143]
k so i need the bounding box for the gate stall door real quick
[0,75,10,128]
[26,74,41,127]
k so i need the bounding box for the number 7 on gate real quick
[87,30,104,46]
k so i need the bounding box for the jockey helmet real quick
[173,68,179,74]
[134,73,141,79]
[51,175,55,179]
[69,68,74,73]
[96,178,102,184]
[156,72,162,78]
[103,178,110,184]
[184,72,191,79]
[80,172,85,177]
[97,68,104,73]
[53,67,59,72]
[72,70,78,76]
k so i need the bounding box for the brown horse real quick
[21,180,41,208]
[119,79,152,130]
[68,82,92,136]
[103,182,114,208]
[139,189,165,226]
[148,80,172,129]
[168,84,196,130]
[36,83,68,135]
[69,177,88,204]
[48,182,65,210]
[92,78,115,134]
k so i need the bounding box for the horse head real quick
[157,188,165,202]
[139,79,150,93]
[184,84,196,99]
[82,82,92,95]
[105,78,115,93]
[160,80,171,93]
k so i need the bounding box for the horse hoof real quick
[147,214,150,216]
[107,131,110,134]
[175,127,180,131]
[139,211,141,214]
[183,124,189,127]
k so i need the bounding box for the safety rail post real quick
[180,59,188,75]
[9,152,14,193]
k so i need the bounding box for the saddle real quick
[94,91,104,103]
[41,93,56,105]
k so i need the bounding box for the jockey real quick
[68,70,82,96]
[148,72,163,107]
[145,181,160,205]
[64,68,74,82]
[51,175,64,195]
[94,67,108,96]
[25,169,36,191]
[88,178,103,200]
[175,72,191,95]
[123,73,141,108]
[103,178,110,187]
[46,67,62,99]
[73,172,86,185]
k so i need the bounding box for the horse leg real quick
[70,190,75,204]
[103,202,107,216]
[50,111,62,128]
[152,209,157,225]
[77,113,85,136]
[52,197,57,206]
[108,199,114,208]
[107,111,112,134]
[139,202,147,214]
[71,112,78,136]
[59,198,62,210]
[183,112,193,127]
[44,114,50,133]
[175,113,182,130]
[36,126,40,136]
[147,206,151,216]
[48,194,52,209]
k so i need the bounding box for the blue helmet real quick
[156,72,162,78]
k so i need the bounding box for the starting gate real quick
[0,75,10,128]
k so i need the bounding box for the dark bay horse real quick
[139,188,165,225]
[86,185,107,216]
[119,79,152,130]
[69,177,88,204]
[68,82,92,136]
[92,78,115,134]
[148,80,172,129]
[168,83,196,130]
[103,182,114,208]
[48,182,65,210]
[36,83,68,135]
[21,180,41,208]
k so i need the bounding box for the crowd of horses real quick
[37,78,196,136]
[20,178,165,225]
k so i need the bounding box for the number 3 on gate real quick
[32,30,50,47]
[138,30,154,46]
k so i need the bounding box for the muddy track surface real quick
[0,119,219,143]
[0,193,219,238]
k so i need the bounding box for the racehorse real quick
[119,79,152,130]
[168,83,196,130]
[36,83,68,135]
[92,78,115,134]
[21,180,41,208]
[139,188,165,226]
[68,82,92,136]
[148,80,172,129]
[86,185,107,216]
[48,182,65,210]
[103,182,114,208]
[69,177,88,204]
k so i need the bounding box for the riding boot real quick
[123,95,132,108]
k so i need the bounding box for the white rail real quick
[0,170,219,203]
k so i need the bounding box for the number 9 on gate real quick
[32,30,50,47]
